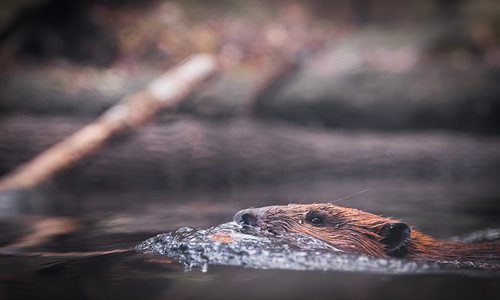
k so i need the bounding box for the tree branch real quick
[0,54,218,191]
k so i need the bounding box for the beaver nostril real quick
[241,213,257,226]
[234,209,259,226]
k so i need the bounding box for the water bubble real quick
[201,263,209,273]
[137,222,498,275]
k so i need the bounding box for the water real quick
[136,222,499,274]
[1,179,500,300]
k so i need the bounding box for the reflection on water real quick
[1,179,500,299]
[1,251,500,300]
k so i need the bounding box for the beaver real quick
[233,203,500,262]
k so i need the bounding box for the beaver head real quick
[234,203,412,258]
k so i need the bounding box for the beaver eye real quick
[305,211,325,226]
[310,217,323,225]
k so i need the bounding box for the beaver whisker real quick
[237,203,500,262]
[268,220,293,230]
[261,220,294,235]
[267,228,280,235]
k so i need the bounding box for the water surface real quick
[1,179,500,300]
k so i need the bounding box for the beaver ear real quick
[379,223,411,257]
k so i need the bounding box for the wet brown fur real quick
[248,203,500,262]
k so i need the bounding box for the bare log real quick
[0,54,218,191]
[1,116,500,192]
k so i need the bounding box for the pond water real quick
[137,221,499,274]
[1,178,500,300]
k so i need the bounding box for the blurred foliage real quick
[1,0,500,68]
[1,0,500,132]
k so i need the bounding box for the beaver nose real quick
[234,208,259,226]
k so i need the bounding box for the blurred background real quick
[1,0,500,299]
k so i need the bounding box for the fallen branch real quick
[0,54,218,191]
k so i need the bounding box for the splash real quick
[136,222,498,274]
